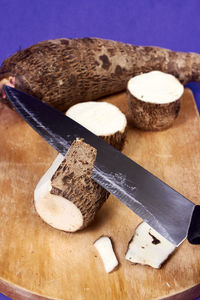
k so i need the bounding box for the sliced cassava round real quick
[127,71,184,130]
[94,236,119,273]
[34,139,109,232]
[66,101,127,150]
[125,222,176,269]
[0,38,200,111]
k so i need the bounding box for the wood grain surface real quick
[0,89,200,300]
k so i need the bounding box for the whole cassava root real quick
[1,37,200,111]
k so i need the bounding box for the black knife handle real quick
[187,205,200,244]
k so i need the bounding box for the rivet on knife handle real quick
[187,205,200,244]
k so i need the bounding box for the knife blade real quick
[3,85,200,246]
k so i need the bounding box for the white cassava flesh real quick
[66,101,127,150]
[94,236,119,273]
[127,71,184,130]
[128,71,184,104]
[34,139,109,232]
[125,222,176,269]
[66,102,126,135]
[34,154,84,231]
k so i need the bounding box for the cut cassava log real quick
[127,71,184,130]
[125,222,176,269]
[94,236,119,273]
[0,38,200,111]
[34,139,109,232]
[66,101,127,150]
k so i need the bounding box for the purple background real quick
[1,0,200,112]
[0,0,200,299]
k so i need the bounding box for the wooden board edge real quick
[0,276,199,300]
[160,284,200,300]
[0,278,55,300]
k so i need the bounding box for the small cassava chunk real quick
[94,236,119,273]
[0,38,200,111]
[125,222,176,269]
[66,101,127,150]
[127,71,184,130]
[34,139,109,232]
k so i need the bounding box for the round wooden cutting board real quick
[0,89,199,300]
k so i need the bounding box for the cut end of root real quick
[35,186,83,232]
[128,71,184,104]
[66,101,127,149]
[94,236,119,273]
[34,140,109,232]
[127,71,183,130]
[0,77,16,99]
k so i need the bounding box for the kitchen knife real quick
[4,85,200,246]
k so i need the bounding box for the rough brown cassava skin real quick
[126,89,182,130]
[50,139,109,230]
[1,37,200,111]
[101,129,127,151]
